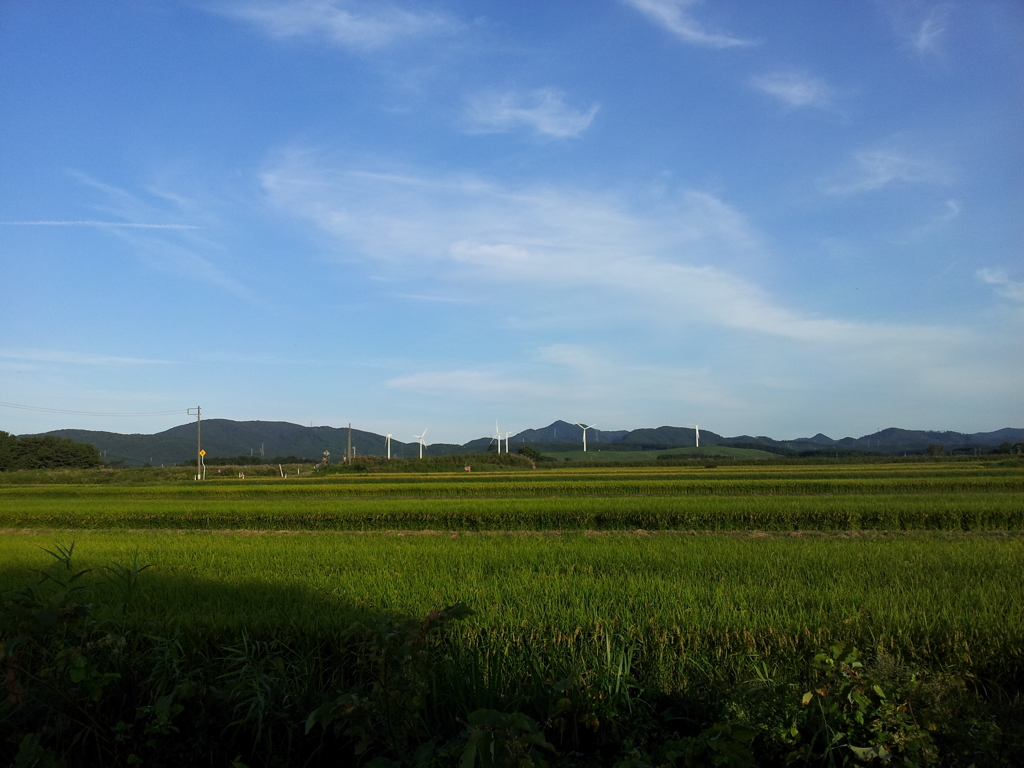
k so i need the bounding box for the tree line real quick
[0,431,102,471]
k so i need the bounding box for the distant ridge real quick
[512,420,630,445]
[26,420,1024,467]
[40,420,430,467]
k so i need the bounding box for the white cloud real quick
[0,349,171,366]
[384,345,748,420]
[0,220,203,229]
[623,0,754,48]
[893,198,961,243]
[390,292,475,304]
[827,148,946,194]
[113,232,254,299]
[68,173,254,299]
[750,71,833,109]
[536,344,605,370]
[262,152,964,354]
[977,269,1024,303]
[876,1,952,57]
[935,198,960,222]
[215,0,458,50]
[535,344,745,410]
[911,5,951,55]
[464,89,600,139]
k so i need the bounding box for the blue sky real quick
[1,0,1022,444]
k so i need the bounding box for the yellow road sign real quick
[199,449,206,456]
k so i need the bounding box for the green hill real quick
[26,419,1024,468]
[43,421,414,467]
[543,446,779,462]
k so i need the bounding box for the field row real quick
[3,491,1023,531]
[4,461,1024,765]
[4,474,1023,501]
[2,531,1022,679]
[6,528,1023,765]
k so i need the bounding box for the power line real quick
[0,401,187,417]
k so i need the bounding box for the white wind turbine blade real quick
[574,422,596,452]
[413,429,427,459]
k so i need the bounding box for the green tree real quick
[517,446,543,460]
[0,430,18,470]
[0,432,102,471]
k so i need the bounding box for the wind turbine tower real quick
[689,424,701,448]
[385,434,392,460]
[413,429,428,459]
[503,431,512,454]
[574,423,597,452]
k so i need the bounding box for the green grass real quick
[1,492,1021,531]
[4,459,1024,764]
[2,531,1022,679]
[3,471,1022,500]
[2,455,1020,486]
[2,460,1022,669]
[2,460,1021,532]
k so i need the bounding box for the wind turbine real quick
[688,424,700,448]
[494,421,503,453]
[503,431,512,453]
[413,429,427,459]
[385,434,392,460]
[574,423,597,452]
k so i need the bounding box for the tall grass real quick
[3,474,1022,502]
[2,492,1022,531]
[2,531,1021,681]
[4,458,1023,765]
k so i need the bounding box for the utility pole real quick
[188,406,202,480]
[347,423,352,464]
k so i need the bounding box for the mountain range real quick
[30,420,1024,467]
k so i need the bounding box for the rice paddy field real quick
[2,458,1023,766]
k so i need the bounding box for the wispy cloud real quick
[0,349,172,366]
[391,293,476,304]
[535,344,747,410]
[68,172,253,299]
[386,370,549,399]
[118,234,253,298]
[214,0,459,50]
[384,345,748,418]
[0,220,202,229]
[464,89,600,139]
[750,71,833,109]
[877,1,952,57]
[262,152,963,353]
[977,269,1024,303]
[623,0,754,48]
[827,147,946,195]
[911,5,951,55]
[893,198,961,243]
